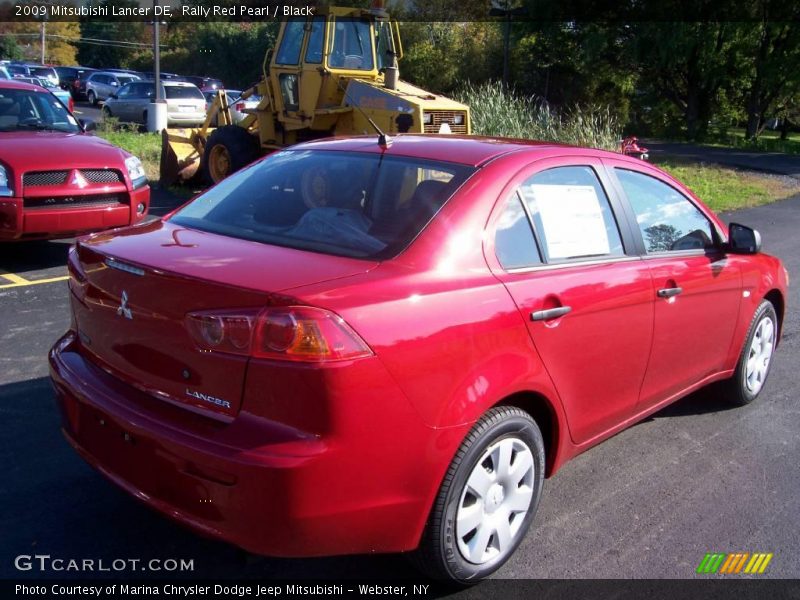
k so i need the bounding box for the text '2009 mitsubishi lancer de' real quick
[50,134,787,582]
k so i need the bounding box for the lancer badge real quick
[116,290,132,320]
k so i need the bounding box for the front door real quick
[607,162,742,406]
[489,158,655,444]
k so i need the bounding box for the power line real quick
[3,32,166,48]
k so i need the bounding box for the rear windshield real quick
[117,75,138,85]
[30,67,55,78]
[169,150,475,259]
[165,86,204,100]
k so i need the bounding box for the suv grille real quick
[23,169,124,187]
[423,111,468,135]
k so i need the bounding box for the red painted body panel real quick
[0,80,149,240]
[50,135,788,558]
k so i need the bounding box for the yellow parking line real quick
[0,275,69,289]
[1,272,29,284]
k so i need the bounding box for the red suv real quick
[50,135,787,582]
[0,80,149,241]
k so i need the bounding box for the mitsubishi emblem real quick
[70,170,89,189]
[116,290,132,320]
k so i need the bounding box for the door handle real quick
[657,287,683,298]
[531,306,572,321]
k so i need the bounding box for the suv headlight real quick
[125,156,147,188]
[0,164,13,197]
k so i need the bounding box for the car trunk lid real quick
[71,220,377,419]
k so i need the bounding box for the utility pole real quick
[147,0,168,132]
[40,21,46,63]
[489,1,527,87]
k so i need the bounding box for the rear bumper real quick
[49,331,460,557]
[0,185,149,241]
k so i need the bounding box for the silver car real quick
[85,71,140,105]
[203,89,262,125]
[103,80,206,126]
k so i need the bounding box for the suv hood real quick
[0,132,128,173]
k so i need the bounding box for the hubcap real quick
[745,315,775,395]
[456,437,535,565]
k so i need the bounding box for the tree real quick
[631,23,744,140]
[644,224,682,253]
[0,34,23,60]
[739,21,800,139]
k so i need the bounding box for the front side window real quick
[304,17,325,64]
[518,166,624,261]
[615,169,715,253]
[169,150,474,259]
[329,18,374,71]
[275,20,305,65]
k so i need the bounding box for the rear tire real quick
[202,125,259,184]
[414,406,545,583]
[88,90,97,106]
[721,299,777,406]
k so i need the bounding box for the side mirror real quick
[728,222,761,254]
[80,118,96,132]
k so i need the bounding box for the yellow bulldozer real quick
[160,3,472,186]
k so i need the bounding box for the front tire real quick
[722,299,778,406]
[415,406,545,583]
[87,90,97,106]
[202,125,259,184]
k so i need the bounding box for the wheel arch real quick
[494,391,564,477]
[764,288,785,345]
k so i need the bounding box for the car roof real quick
[0,79,47,92]
[293,134,590,167]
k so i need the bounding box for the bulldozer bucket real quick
[160,128,205,187]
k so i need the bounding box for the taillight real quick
[185,306,373,362]
[235,102,245,112]
[68,97,74,113]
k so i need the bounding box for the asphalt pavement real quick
[647,140,800,179]
[1,190,798,583]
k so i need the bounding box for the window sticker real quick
[528,184,611,259]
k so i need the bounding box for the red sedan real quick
[0,80,149,241]
[50,135,787,582]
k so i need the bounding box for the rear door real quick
[606,161,742,406]
[487,157,655,444]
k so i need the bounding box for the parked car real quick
[138,71,186,82]
[203,89,262,125]
[26,64,59,87]
[49,135,787,582]
[55,66,96,97]
[5,63,31,78]
[85,71,141,105]
[103,80,207,126]
[0,79,150,241]
[184,75,224,92]
[13,77,74,113]
[70,69,97,101]
[0,65,10,79]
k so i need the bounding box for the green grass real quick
[654,158,798,211]
[703,126,800,155]
[454,81,621,150]
[94,118,161,182]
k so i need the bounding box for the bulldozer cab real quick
[268,6,401,130]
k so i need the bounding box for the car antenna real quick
[338,79,392,148]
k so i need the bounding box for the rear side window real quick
[169,150,474,259]
[518,166,624,261]
[164,86,204,100]
[615,169,715,253]
[495,195,542,269]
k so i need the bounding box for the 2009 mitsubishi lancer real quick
[50,134,787,582]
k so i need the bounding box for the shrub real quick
[454,81,621,151]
